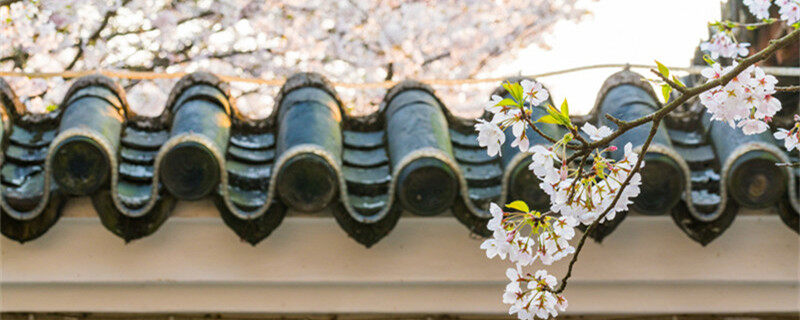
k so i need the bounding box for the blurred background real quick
[1,0,723,118]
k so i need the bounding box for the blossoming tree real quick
[473,0,799,318]
[0,0,587,117]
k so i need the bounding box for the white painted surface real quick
[1,200,798,314]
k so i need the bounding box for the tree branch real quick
[66,0,133,70]
[553,26,800,295]
[553,27,800,165]
[555,117,661,294]
[776,85,800,92]
[650,68,688,94]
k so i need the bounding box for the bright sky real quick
[489,0,722,115]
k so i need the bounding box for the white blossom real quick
[580,123,612,141]
[699,63,781,134]
[777,0,800,24]
[744,0,773,19]
[521,79,549,106]
[775,128,800,151]
[738,118,769,134]
[700,32,750,59]
[487,203,505,231]
[480,228,511,260]
[485,95,504,112]
[475,119,506,157]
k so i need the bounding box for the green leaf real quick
[536,114,560,124]
[503,82,524,104]
[560,98,569,117]
[655,60,669,78]
[545,104,569,125]
[702,54,716,66]
[496,98,519,107]
[502,82,514,96]
[671,75,685,88]
[506,200,529,213]
[661,84,672,103]
[46,104,58,112]
[545,104,559,117]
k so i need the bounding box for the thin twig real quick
[555,117,661,294]
[712,19,778,30]
[66,0,133,70]
[776,162,800,167]
[562,26,800,164]
[776,85,800,92]
[521,112,563,146]
[566,152,590,203]
[650,68,688,94]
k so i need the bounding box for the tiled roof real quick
[1,70,798,247]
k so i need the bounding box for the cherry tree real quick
[1,0,588,117]
[476,1,799,318]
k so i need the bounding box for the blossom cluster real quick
[481,202,577,267]
[476,81,644,319]
[700,32,750,60]
[1,0,588,117]
[778,0,800,24]
[476,79,550,156]
[745,0,800,24]
[698,63,780,135]
[531,139,642,226]
[774,115,800,151]
[702,0,799,60]
[505,267,568,320]
[480,202,573,319]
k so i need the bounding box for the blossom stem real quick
[555,116,661,294]
[713,19,779,30]
[650,69,688,94]
[566,153,590,203]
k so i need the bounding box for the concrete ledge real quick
[1,201,798,314]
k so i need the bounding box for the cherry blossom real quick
[504,269,564,320]
[487,202,505,231]
[484,79,555,153]
[698,63,780,135]
[580,123,612,141]
[700,32,750,60]
[777,0,800,24]
[521,79,550,106]
[476,77,652,318]
[533,141,642,225]
[480,228,511,260]
[475,1,799,317]
[744,0,773,20]
[774,116,800,151]
[480,199,578,268]
[774,128,800,150]
[475,119,506,157]
[738,118,770,134]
